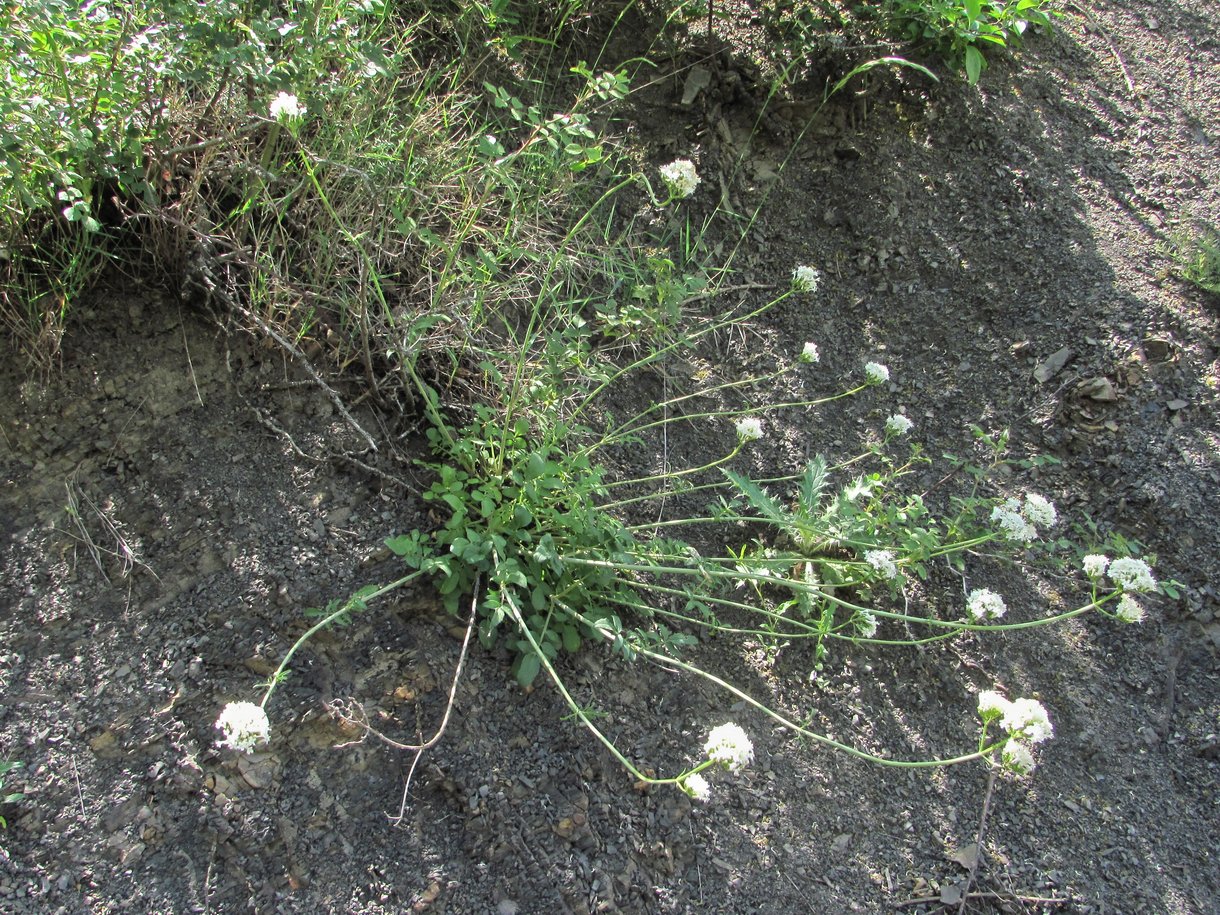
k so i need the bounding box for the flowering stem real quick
[627,640,1002,769]
[593,365,792,451]
[570,297,787,431]
[598,443,745,500]
[591,384,868,453]
[606,584,826,640]
[567,555,1109,634]
[497,573,664,786]
[259,569,425,710]
[839,630,962,648]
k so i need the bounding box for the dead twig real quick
[62,467,158,585]
[230,300,380,453]
[323,576,481,825]
[1157,627,1183,740]
[958,765,998,914]
[250,406,412,490]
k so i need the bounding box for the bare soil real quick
[2,3,1219,913]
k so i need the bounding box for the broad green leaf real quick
[965,46,984,85]
[384,533,418,557]
[515,653,541,688]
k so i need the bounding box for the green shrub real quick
[882,0,1057,84]
[0,0,394,361]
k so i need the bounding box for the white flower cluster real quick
[791,265,821,293]
[1107,556,1157,593]
[269,92,303,122]
[1082,555,1156,621]
[976,690,1053,775]
[705,722,754,772]
[1002,741,1035,773]
[990,493,1058,543]
[681,723,755,801]
[855,611,879,639]
[799,341,820,364]
[966,587,1007,621]
[659,158,699,198]
[1082,554,1109,578]
[1114,593,1145,624]
[885,414,913,437]
[681,772,711,802]
[734,416,763,442]
[1003,697,1054,744]
[977,690,1009,718]
[215,701,271,753]
[865,549,899,580]
[864,362,890,385]
[1022,493,1058,528]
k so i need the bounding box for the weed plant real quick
[1172,225,1220,296]
[211,12,1171,801]
[0,760,21,828]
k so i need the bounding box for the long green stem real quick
[498,572,658,784]
[259,570,425,709]
[567,555,1111,633]
[595,365,793,450]
[599,443,744,499]
[570,296,787,428]
[620,635,1000,769]
[613,449,884,524]
[610,581,826,639]
[591,384,868,453]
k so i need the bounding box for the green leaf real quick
[384,533,419,557]
[523,451,547,481]
[353,584,380,602]
[476,134,505,157]
[965,46,984,85]
[798,456,829,515]
[515,653,541,688]
[495,560,528,588]
[530,582,551,611]
[725,470,789,529]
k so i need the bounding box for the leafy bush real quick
[0,0,394,361]
[882,0,1057,84]
[189,8,1175,795]
[7,0,1168,802]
